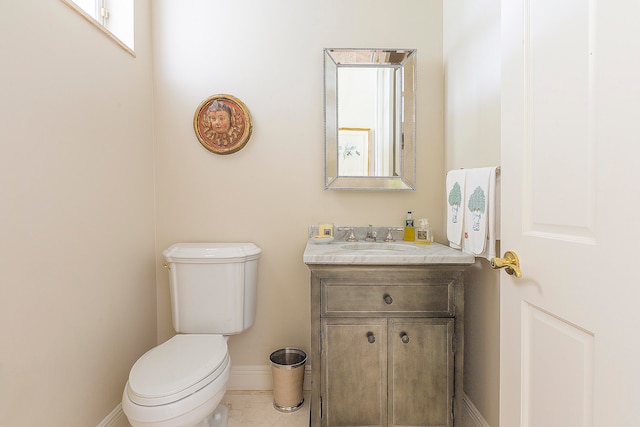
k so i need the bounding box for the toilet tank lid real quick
[163,242,261,263]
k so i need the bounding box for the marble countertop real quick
[303,239,475,265]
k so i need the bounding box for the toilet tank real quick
[162,243,261,334]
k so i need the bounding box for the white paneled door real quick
[500,0,640,426]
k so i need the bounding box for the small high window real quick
[62,0,134,55]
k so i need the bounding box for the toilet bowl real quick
[122,334,231,427]
[122,243,261,427]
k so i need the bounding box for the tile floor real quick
[222,391,310,427]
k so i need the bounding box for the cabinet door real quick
[388,318,454,427]
[322,318,387,427]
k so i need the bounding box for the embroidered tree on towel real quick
[448,182,462,223]
[468,186,486,232]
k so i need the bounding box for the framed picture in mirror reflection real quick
[338,128,371,176]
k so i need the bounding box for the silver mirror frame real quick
[324,48,416,191]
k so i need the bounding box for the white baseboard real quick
[462,393,491,427]
[100,364,312,427]
[97,403,129,427]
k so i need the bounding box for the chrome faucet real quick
[338,227,358,242]
[365,225,377,242]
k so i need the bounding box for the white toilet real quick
[122,242,261,427]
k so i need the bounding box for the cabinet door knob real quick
[383,294,393,305]
[400,332,410,344]
[367,331,376,344]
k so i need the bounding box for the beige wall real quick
[0,1,156,426]
[444,0,501,425]
[151,0,445,365]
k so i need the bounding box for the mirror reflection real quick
[324,48,416,190]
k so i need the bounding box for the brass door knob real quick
[490,251,522,278]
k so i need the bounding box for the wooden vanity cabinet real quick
[308,264,468,427]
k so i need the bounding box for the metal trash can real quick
[269,347,307,412]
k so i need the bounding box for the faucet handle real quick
[384,227,404,242]
[338,227,357,242]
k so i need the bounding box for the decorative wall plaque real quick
[193,94,253,155]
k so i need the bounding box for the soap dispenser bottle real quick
[415,218,433,244]
[403,211,415,241]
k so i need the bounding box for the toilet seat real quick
[127,334,229,406]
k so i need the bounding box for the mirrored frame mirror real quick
[324,48,416,190]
